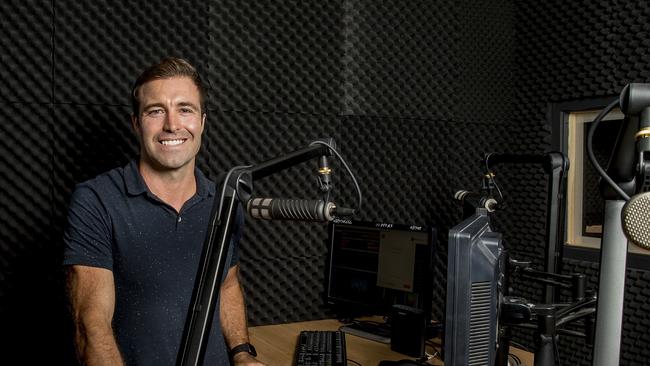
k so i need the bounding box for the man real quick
[64,58,265,366]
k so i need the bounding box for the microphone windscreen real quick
[622,191,650,249]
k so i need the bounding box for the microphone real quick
[454,190,498,212]
[247,197,354,222]
[621,191,650,249]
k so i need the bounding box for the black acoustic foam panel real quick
[0,103,73,363]
[51,105,138,224]
[0,0,52,103]
[240,255,333,325]
[514,0,619,125]
[0,104,53,314]
[341,0,459,120]
[457,0,515,124]
[54,0,209,105]
[614,1,650,85]
[207,0,342,113]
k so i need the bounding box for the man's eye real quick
[180,107,194,114]
[147,109,164,116]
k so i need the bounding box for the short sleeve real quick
[62,184,114,270]
[227,205,245,267]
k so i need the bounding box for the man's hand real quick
[232,352,267,366]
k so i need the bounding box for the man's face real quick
[133,77,205,172]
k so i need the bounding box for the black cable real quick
[483,153,506,208]
[347,359,362,366]
[586,99,630,201]
[556,307,595,328]
[309,140,363,212]
[507,353,523,366]
[556,329,586,338]
[352,319,384,326]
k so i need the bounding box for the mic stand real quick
[176,141,333,366]
[501,260,596,366]
[485,152,569,303]
[591,115,638,366]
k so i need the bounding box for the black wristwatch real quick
[229,342,257,358]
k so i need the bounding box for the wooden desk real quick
[249,319,534,366]
[249,318,442,365]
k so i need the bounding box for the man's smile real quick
[159,138,187,146]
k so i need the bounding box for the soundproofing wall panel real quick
[207,0,342,113]
[0,0,52,103]
[341,0,459,119]
[0,103,53,314]
[200,109,340,186]
[614,1,650,85]
[514,0,619,124]
[51,105,138,224]
[457,0,515,124]
[240,255,333,325]
[0,103,73,363]
[53,0,209,105]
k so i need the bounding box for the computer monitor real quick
[444,208,505,366]
[325,219,435,320]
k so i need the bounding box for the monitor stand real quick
[340,321,391,344]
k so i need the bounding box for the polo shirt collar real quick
[124,159,215,198]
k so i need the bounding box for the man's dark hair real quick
[131,57,206,119]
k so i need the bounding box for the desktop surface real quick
[248,318,534,366]
[249,318,443,365]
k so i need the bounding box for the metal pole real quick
[592,200,628,366]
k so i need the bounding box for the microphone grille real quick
[622,192,650,249]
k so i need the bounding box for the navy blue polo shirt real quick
[63,159,243,366]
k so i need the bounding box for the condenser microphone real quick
[247,198,354,222]
[621,191,650,249]
[454,190,498,212]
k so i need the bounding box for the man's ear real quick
[131,114,141,135]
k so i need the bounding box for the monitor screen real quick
[325,219,434,317]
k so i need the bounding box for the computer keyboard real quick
[294,330,347,366]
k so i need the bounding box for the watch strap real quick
[229,342,257,358]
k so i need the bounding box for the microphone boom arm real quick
[176,139,337,366]
[249,139,333,181]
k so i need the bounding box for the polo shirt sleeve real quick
[62,184,114,270]
[228,205,245,267]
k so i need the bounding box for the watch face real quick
[247,343,257,357]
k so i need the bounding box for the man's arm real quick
[220,265,266,366]
[67,265,124,366]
